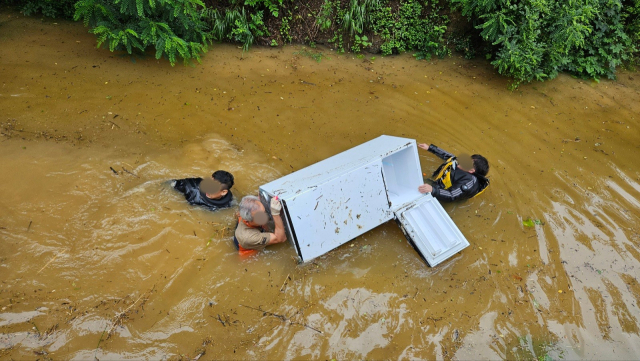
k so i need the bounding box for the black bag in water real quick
[172,178,233,211]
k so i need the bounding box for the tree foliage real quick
[623,0,640,61]
[452,0,637,87]
[242,0,283,17]
[9,0,77,18]
[370,0,449,59]
[3,0,638,82]
[74,0,211,66]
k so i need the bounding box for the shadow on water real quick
[1,8,640,360]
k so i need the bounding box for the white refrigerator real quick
[259,135,470,266]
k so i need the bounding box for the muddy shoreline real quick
[2,9,640,360]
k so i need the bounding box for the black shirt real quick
[431,166,480,202]
[172,177,233,211]
[427,145,487,202]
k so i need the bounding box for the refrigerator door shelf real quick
[393,194,470,267]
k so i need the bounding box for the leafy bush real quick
[74,0,211,66]
[623,0,640,62]
[351,33,372,52]
[279,8,292,44]
[452,0,636,87]
[447,31,478,59]
[340,0,380,36]
[371,0,449,59]
[8,0,637,76]
[203,6,268,51]
[317,0,334,31]
[13,0,77,19]
[316,0,448,58]
[317,0,381,53]
[243,0,283,17]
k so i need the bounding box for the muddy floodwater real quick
[2,9,640,360]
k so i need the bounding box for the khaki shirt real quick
[235,222,270,251]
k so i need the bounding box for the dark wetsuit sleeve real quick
[431,176,476,202]
[428,144,455,160]
[431,184,464,202]
[173,179,188,193]
[173,178,201,200]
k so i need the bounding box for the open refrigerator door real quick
[393,194,470,266]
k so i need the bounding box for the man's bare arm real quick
[267,214,287,245]
[266,197,287,246]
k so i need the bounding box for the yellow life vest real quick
[472,176,490,198]
[432,157,490,198]
[433,157,457,190]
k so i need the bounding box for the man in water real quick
[234,195,286,255]
[172,170,234,211]
[417,143,490,202]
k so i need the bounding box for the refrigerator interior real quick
[381,146,423,209]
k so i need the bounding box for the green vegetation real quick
[452,0,639,87]
[13,0,76,18]
[294,48,330,62]
[623,0,640,62]
[315,0,380,53]
[447,31,478,60]
[315,0,449,59]
[370,0,449,59]
[74,0,211,66]
[2,0,638,85]
[244,0,283,18]
[203,7,268,52]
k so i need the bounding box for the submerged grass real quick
[293,48,330,62]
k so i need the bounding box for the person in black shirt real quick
[172,170,235,211]
[417,143,489,202]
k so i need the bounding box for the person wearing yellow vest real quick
[417,143,490,202]
[234,195,287,255]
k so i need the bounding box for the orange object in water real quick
[237,216,260,256]
[238,243,258,257]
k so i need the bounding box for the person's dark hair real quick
[471,154,489,177]
[212,170,234,190]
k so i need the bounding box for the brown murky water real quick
[2,8,640,360]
